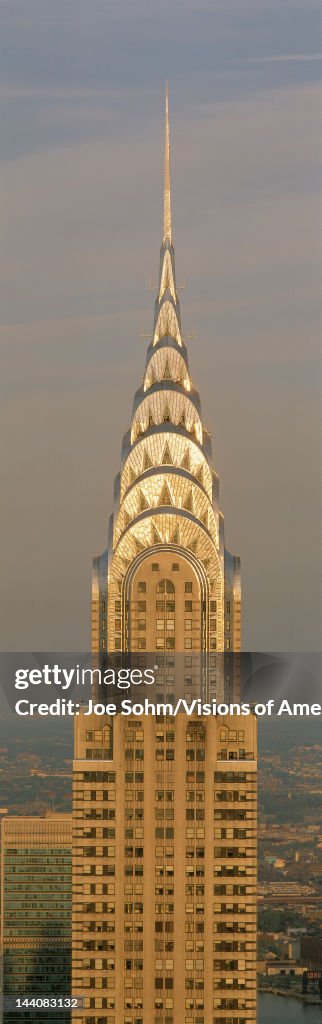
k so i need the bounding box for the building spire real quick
[163,81,172,243]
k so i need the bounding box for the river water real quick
[259,992,322,1022]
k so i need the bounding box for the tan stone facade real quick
[73,714,257,1024]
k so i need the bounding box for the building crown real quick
[93,86,241,655]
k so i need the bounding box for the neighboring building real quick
[262,959,303,978]
[1,813,72,1022]
[72,87,257,1024]
[0,808,8,942]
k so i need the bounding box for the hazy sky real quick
[1,0,321,651]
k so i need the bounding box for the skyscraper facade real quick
[72,88,257,1024]
[1,813,72,1024]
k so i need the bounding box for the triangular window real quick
[183,488,193,513]
[142,449,153,471]
[138,490,149,512]
[181,449,190,471]
[162,359,172,380]
[161,442,173,465]
[159,481,173,506]
[152,523,162,545]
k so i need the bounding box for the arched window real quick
[156,579,175,594]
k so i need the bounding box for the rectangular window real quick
[152,564,159,572]
[185,582,193,593]
[138,582,146,592]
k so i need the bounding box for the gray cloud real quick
[247,53,322,62]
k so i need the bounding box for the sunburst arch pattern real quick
[92,89,241,662]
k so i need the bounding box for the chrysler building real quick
[72,87,257,1024]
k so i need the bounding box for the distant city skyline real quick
[1,0,321,652]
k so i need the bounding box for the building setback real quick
[72,86,257,1024]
